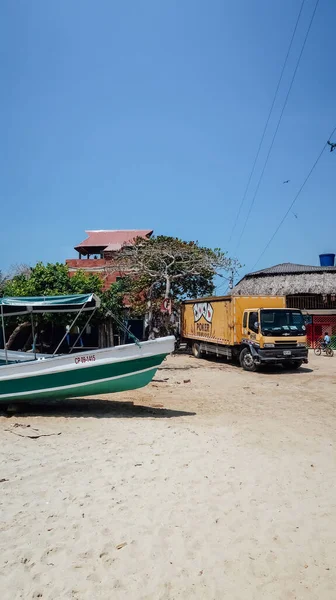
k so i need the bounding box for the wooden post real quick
[109,318,114,346]
[1,305,8,364]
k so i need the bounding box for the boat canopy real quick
[0,293,100,316]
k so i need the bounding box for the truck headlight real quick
[297,343,307,348]
[264,343,275,348]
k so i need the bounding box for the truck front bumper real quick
[256,348,308,363]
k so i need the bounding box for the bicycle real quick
[314,342,334,357]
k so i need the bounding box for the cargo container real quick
[181,295,308,371]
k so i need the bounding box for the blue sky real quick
[1,0,335,287]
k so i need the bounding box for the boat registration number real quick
[75,355,96,364]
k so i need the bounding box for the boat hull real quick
[0,337,174,403]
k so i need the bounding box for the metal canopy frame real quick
[0,294,100,317]
[0,294,100,365]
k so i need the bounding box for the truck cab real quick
[240,307,308,371]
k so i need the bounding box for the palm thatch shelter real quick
[232,263,336,347]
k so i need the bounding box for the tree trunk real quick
[165,276,171,299]
[162,276,172,335]
[108,318,114,346]
[23,332,33,351]
[6,322,30,350]
[98,320,115,348]
[147,282,158,339]
[147,299,153,339]
[98,323,105,348]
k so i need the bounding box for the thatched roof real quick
[251,262,336,275]
[232,263,336,296]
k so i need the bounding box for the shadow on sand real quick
[258,366,313,375]
[0,398,196,420]
[194,354,314,374]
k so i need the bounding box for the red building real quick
[66,229,153,290]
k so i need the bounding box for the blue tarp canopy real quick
[0,294,100,316]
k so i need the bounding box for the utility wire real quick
[216,267,237,293]
[227,0,306,245]
[215,277,230,294]
[250,125,336,273]
[215,274,231,294]
[234,0,320,253]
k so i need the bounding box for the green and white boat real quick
[0,294,174,403]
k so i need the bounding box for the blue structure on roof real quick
[319,253,335,267]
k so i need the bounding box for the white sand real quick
[1,353,336,599]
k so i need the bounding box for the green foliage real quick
[3,262,125,326]
[99,279,127,323]
[115,235,239,314]
[0,270,7,294]
[4,262,103,297]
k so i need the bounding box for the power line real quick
[234,0,320,253]
[215,273,231,294]
[216,285,230,296]
[250,125,336,273]
[227,0,306,245]
[215,280,230,295]
[215,267,236,294]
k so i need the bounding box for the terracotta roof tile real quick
[74,230,153,252]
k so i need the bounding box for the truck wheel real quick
[192,342,202,359]
[240,348,257,372]
[282,361,302,370]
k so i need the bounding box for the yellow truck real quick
[181,295,308,371]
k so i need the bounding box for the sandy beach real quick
[1,352,336,599]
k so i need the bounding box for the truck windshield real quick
[260,310,305,334]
